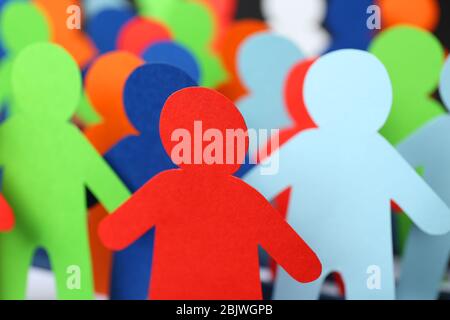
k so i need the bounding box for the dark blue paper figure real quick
[142,41,201,84]
[0,0,8,60]
[234,154,254,178]
[86,8,134,54]
[105,64,197,300]
[325,0,374,52]
[84,0,131,19]
[0,0,8,63]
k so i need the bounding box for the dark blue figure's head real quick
[124,63,197,135]
[0,0,9,58]
[142,41,201,84]
[87,8,134,54]
[325,0,375,51]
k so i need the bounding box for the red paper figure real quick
[0,195,13,231]
[99,87,321,300]
[117,17,172,56]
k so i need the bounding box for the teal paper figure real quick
[397,57,450,300]
[244,49,450,300]
[237,32,303,149]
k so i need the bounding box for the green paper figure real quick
[0,1,50,111]
[76,91,101,127]
[370,26,446,251]
[137,0,227,88]
[0,1,99,126]
[135,0,178,18]
[0,43,130,300]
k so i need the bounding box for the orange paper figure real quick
[217,19,268,101]
[84,51,144,294]
[99,87,322,300]
[84,52,144,154]
[378,0,440,31]
[116,17,172,56]
[34,0,97,67]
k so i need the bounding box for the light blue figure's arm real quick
[244,136,298,201]
[397,118,441,169]
[389,139,450,236]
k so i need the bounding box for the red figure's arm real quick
[252,189,322,283]
[99,173,166,250]
[0,195,14,231]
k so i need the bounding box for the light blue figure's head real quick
[238,32,303,90]
[439,58,450,112]
[304,49,392,132]
[83,0,130,18]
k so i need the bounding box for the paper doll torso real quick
[0,118,88,243]
[147,170,265,300]
[283,130,394,267]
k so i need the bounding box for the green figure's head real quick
[370,26,444,97]
[11,43,81,121]
[0,1,50,55]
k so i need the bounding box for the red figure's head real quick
[160,88,248,175]
[285,59,317,128]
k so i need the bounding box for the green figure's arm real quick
[0,121,12,167]
[75,128,130,212]
[0,60,9,110]
[75,91,101,126]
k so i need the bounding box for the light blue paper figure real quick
[396,57,450,300]
[237,32,304,150]
[83,0,131,19]
[244,49,450,300]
